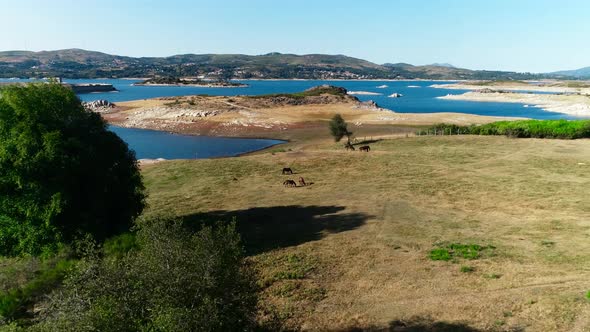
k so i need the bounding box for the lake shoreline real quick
[133,82,249,88]
[103,91,526,159]
[437,91,590,118]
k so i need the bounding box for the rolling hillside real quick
[552,66,590,79]
[0,48,550,80]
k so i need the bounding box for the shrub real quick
[329,114,352,143]
[417,120,590,139]
[0,83,145,256]
[0,258,74,322]
[34,217,258,331]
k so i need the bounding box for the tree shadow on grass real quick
[353,139,382,146]
[340,317,484,332]
[180,205,372,255]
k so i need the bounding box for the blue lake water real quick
[109,126,283,159]
[59,78,585,120]
[1,78,586,159]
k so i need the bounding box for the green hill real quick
[0,48,550,80]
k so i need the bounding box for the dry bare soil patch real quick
[142,136,590,331]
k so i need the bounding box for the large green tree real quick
[0,83,145,256]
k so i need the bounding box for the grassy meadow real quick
[141,135,590,331]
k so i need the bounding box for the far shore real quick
[431,82,590,94]
[133,82,249,88]
[438,91,590,117]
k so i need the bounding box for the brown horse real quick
[359,145,370,152]
[298,177,306,187]
[283,179,297,187]
[344,143,355,151]
[282,167,293,175]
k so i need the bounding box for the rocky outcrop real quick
[353,100,384,111]
[83,100,115,113]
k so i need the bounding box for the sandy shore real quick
[431,82,590,95]
[438,91,590,117]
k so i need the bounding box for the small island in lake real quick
[133,76,248,87]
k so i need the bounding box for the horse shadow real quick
[180,205,371,255]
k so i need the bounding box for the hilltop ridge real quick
[0,48,551,80]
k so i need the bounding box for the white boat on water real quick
[376,85,388,88]
[388,93,403,98]
[407,85,420,88]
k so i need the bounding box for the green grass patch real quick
[586,290,590,300]
[429,243,494,261]
[417,120,590,139]
[460,265,475,273]
[429,248,452,261]
[103,232,138,258]
[248,85,347,100]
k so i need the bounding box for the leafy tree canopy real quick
[0,83,145,256]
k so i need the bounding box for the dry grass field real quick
[141,135,590,331]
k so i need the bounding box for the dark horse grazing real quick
[344,142,355,151]
[283,179,297,187]
[282,167,293,175]
[359,145,370,152]
[298,177,306,187]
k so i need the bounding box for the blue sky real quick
[1,0,588,72]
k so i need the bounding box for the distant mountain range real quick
[0,48,584,80]
[551,66,590,79]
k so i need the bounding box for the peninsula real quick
[103,85,518,143]
[433,80,590,116]
[133,77,248,87]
